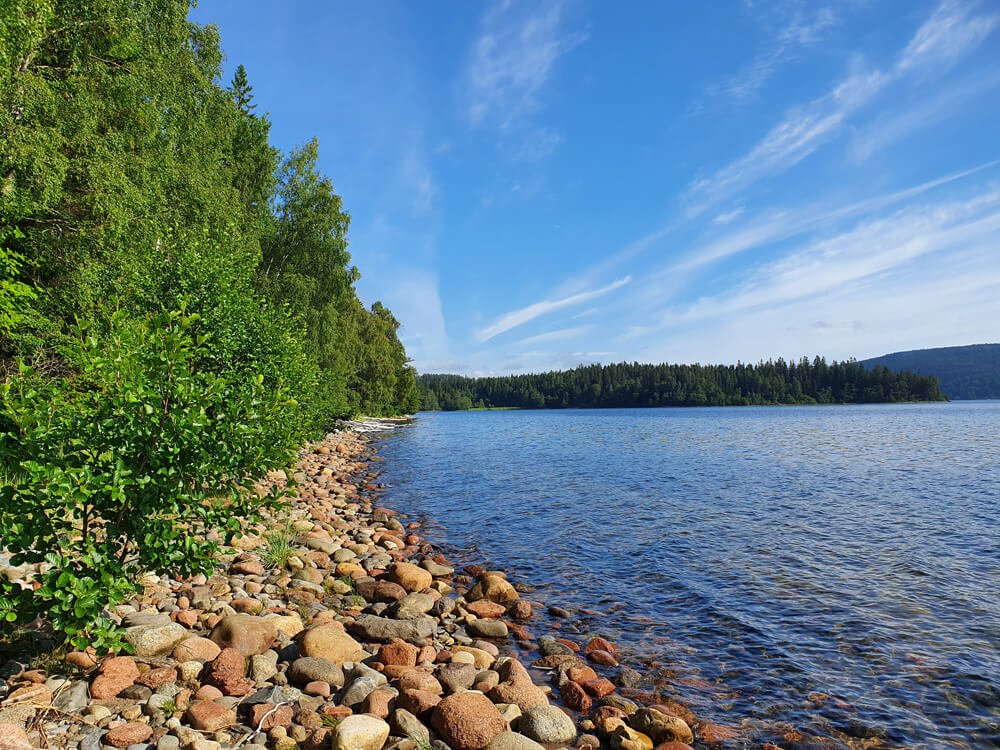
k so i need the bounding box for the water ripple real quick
[377,402,1000,748]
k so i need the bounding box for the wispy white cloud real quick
[676,190,1000,323]
[708,6,837,102]
[622,188,1000,363]
[713,207,745,225]
[475,276,631,343]
[674,159,1000,272]
[896,0,1000,73]
[514,324,592,347]
[465,0,587,128]
[683,0,999,216]
[848,70,1000,163]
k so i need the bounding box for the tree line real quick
[418,358,946,411]
[0,0,415,649]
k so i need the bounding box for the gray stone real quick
[124,623,188,657]
[349,614,435,644]
[467,619,508,639]
[157,736,180,750]
[339,676,377,706]
[420,559,454,577]
[434,663,477,694]
[80,727,103,750]
[287,657,344,687]
[344,661,387,687]
[53,681,89,713]
[486,732,545,750]
[389,592,436,619]
[304,538,337,555]
[519,705,577,744]
[537,637,572,657]
[390,708,429,743]
[250,651,279,684]
[243,685,303,705]
[123,612,171,628]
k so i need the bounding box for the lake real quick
[374,402,1000,748]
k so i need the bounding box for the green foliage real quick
[0,308,296,649]
[0,227,37,336]
[419,357,946,411]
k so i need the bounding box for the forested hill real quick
[1,1,419,427]
[417,359,946,411]
[861,344,1000,400]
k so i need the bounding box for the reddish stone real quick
[561,680,592,712]
[567,666,598,684]
[506,622,533,641]
[185,701,236,732]
[65,650,98,669]
[466,600,506,618]
[653,744,694,750]
[397,688,441,716]
[250,704,294,731]
[417,645,437,664]
[174,688,192,711]
[231,560,266,576]
[90,656,139,699]
[320,705,352,720]
[431,692,507,750]
[556,638,580,652]
[21,670,45,684]
[303,681,330,698]
[204,647,254,696]
[362,688,394,718]
[398,670,443,695]
[583,677,616,698]
[697,723,740,744]
[195,685,223,701]
[376,638,418,667]
[104,723,153,748]
[584,636,617,654]
[509,601,533,619]
[172,610,199,627]
[137,667,178,690]
[587,649,619,667]
[231,597,263,614]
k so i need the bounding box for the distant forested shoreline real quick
[418,358,946,411]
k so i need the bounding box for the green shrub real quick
[0,306,297,651]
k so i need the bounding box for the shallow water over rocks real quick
[376,402,1000,748]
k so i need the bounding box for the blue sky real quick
[192,0,1000,375]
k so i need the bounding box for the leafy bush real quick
[0,306,298,651]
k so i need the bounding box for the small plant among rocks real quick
[260,518,297,570]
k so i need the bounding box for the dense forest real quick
[862,344,1000,400]
[0,0,419,424]
[418,358,946,411]
[0,1,416,646]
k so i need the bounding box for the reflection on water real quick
[376,402,1000,748]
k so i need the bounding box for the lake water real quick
[374,402,1000,748]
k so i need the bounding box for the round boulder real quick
[519,705,577,744]
[208,615,277,656]
[431,692,508,750]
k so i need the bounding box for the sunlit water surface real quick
[374,403,1000,748]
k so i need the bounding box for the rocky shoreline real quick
[0,430,748,750]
